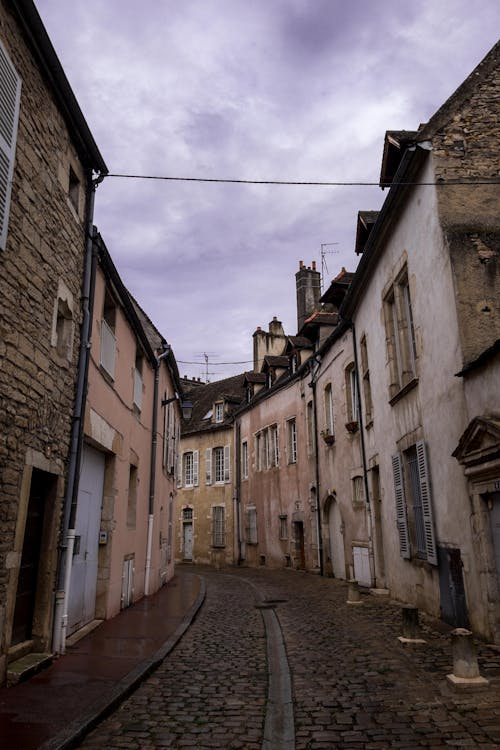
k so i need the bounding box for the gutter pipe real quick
[309,356,324,576]
[145,346,171,596]
[54,172,102,654]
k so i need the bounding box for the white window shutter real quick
[416,440,438,566]
[0,41,21,251]
[224,444,230,483]
[205,448,212,485]
[193,450,199,486]
[176,453,182,488]
[392,452,410,559]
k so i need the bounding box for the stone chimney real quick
[296,260,321,332]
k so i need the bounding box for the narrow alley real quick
[74,567,500,750]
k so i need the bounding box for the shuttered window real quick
[212,506,225,547]
[224,444,231,482]
[392,443,437,565]
[183,451,199,487]
[0,40,21,251]
[392,452,410,559]
[246,507,258,544]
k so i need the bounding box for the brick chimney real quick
[296,260,321,332]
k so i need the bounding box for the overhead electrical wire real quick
[177,359,254,366]
[104,173,499,187]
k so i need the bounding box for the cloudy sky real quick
[36,0,499,381]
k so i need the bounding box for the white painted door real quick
[68,445,104,633]
[353,545,372,587]
[328,501,346,579]
[121,558,134,609]
[183,522,193,560]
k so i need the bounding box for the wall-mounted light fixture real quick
[161,393,193,421]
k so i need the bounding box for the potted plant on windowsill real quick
[320,429,335,445]
[345,420,359,433]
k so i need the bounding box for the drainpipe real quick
[350,320,375,585]
[309,356,324,576]
[54,172,103,655]
[234,419,243,564]
[145,346,171,596]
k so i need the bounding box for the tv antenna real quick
[320,242,339,291]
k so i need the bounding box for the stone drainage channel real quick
[238,576,295,750]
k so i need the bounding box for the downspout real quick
[350,319,375,585]
[145,347,171,596]
[309,358,324,576]
[234,419,243,564]
[54,172,102,654]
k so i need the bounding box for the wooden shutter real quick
[416,440,438,565]
[0,41,21,251]
[193,450,199,486]
[212,506,225,547]
[176,453,182,488]
[392,452,410,559]
[205,448,212,485]
[167,403,175,472]
[224,444,230,483]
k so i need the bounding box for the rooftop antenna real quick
[320,242,339,292]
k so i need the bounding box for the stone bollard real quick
[347,579,362,605]
[446,628,490,691]
[398,605,426,644]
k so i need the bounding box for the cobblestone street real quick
[77,567,500,749]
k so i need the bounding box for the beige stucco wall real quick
[315,330,369,582]
[85,266,178,621]
[352,154,484,625]
[238,377,319,571]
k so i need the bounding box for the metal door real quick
[68,446,104,634]
[183,522,193,560]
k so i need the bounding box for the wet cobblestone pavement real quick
[77,567,500,749]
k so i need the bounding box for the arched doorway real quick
[325,495,345,579]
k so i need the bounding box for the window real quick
[345,364,359,425]
[133,353,143,410]
[242,441,248,479]
[279,514,288,540]
[127,465,138,527]
[306,401,315,454]
[0,40,21,252]
[212,506,226,547]
[384,269,417,398]
[359,335,373,425]
[214,402,224,423]
[214,446,224,483]
[352,475,364,506]
[100,289,116,378]
[324,384,334,436]
[68,166,80,213]
[256,432,262,471]
[391,440,437,564]
[205,446,231,484]
[288,418,297,464]
[269,425,279,467]
[51,281,75,361]
[182,451,199,488]
[246,506,258,544]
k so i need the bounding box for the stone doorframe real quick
[453,416,500,643]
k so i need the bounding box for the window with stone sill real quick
[287,418,297,464]
[246,506,258,544]
[100,289,117,378]
[212,505,226,548]
[383,269,417,400]
[345,364,359,427]
[68,166,81,214]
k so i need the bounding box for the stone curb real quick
[39,576,207,750]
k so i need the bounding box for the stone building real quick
[0,0,107,683]
[177,374,246,566]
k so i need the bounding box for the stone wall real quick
[0,1,90,678]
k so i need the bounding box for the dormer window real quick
[214,402,224,423]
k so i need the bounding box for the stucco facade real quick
[78,242,181,631]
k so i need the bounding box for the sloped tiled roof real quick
[182,372,247,435]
